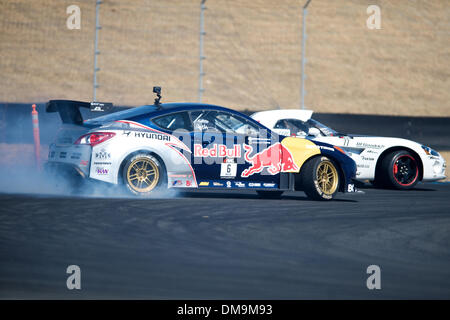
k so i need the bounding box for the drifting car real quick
[45,88,358,200]
[251,109,447,189]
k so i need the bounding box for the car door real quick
[189,109,282,189]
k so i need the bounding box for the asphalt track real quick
[1,183,450,299]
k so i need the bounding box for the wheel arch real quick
[118,150,168,186]
[295,154,346,192]
[375,146,423,182]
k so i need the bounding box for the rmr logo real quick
[66,5,81,30]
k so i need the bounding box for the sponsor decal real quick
[199,181,210,186]
[361,156,375,161]
[169,174,188,178]
[306,145,334,152]
[80,160,88,166]
[96,168,108,175]
[172,180,182,186]
[95,149,111,160]
[224,158,236,164]
[122,131,131,137]
[356,142,384,149]
[134,131,170,141]
[213,182,224,187]
[248,182,261,187]
[93,161,111,165]
[70,152,81,160]
[234,182,246,188]
[194,144,241,158]
[186,180,192,187]
[241,143,299,177]
[263,183,276,188]
[226,181,232,188]
[347,184,355,192]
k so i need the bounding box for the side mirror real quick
[308,127,321,137]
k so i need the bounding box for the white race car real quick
[251,109,446,189]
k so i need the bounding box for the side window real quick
[214,111,260,136]
[152,112,192,131]
[189,110,261,136]
[190,110,222,132]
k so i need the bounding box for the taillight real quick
[74,132,115,147]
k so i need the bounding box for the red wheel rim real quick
[392,154,418,186]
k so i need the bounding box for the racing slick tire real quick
[370,178,385,188]
[300,156,340,201]
[256,191,283,199]
[380,150,419,190]
[122,153,165,196]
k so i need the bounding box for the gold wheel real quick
[316,160,338,195]
[126,157,159,193]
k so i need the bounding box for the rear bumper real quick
[46,144,92,177]
[44,161,86,180]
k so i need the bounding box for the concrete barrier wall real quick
[1,103,449,150]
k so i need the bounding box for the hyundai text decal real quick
[133,132,171,141]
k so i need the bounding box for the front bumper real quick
[423,155,446,181]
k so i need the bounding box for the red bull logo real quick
[194,144,241,158]
[241,143,299,177]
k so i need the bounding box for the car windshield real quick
[307,119,338,136]
[274,118,338,137]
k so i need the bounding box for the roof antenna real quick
[153,86,162,108]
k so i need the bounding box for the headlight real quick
[421,145,440,157]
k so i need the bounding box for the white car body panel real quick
[251,110,446,182]
[49,120,198,188]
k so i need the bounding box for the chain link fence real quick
[1,0,449,115]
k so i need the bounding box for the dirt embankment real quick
[1,0,449,115]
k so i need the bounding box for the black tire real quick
[380,150,419,190]
[370,178,385,188]
[300,156,340,201]
[122,153,165,196]
[256,190,283,199]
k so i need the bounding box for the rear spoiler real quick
[46,100,113,125]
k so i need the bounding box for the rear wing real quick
[46,100,113,125]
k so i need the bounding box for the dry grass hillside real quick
[1,0,449,115]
